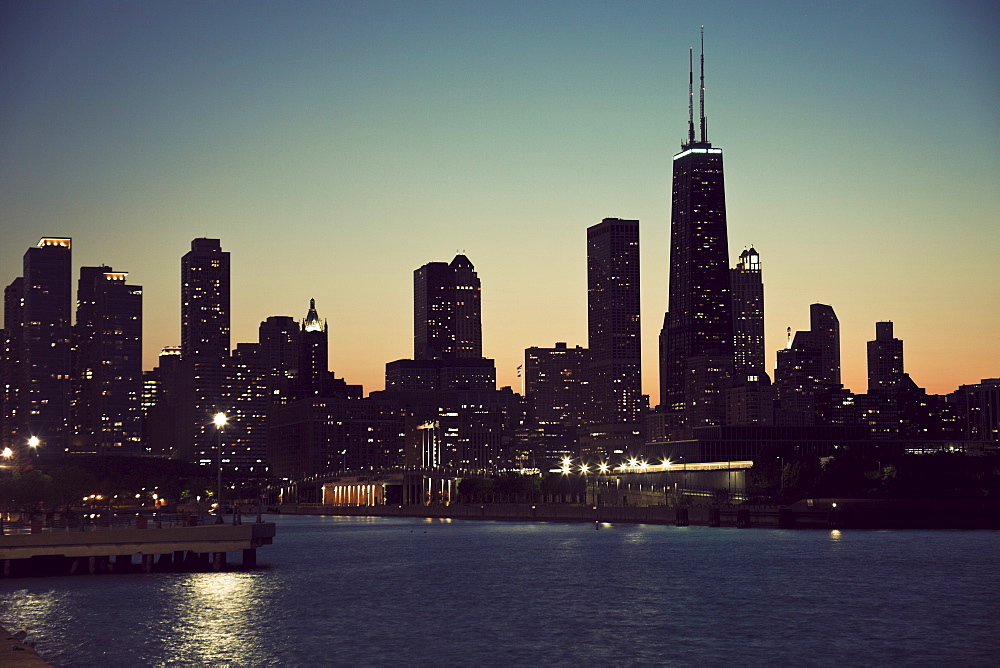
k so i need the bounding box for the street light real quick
[27,436,40,450]
[214,412,227,524]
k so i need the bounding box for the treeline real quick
[456,472,591,503]
[0,456,211,510]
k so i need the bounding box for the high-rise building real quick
[299,298,332,397]
[178,238,230,465]
[257,315,300,403]
[414,255,481,360]
[181,238,230,359]
[71,266,143,453]
[956,378,1000,443]
[1,278,25,452]
[141,346,183,457]
[522,342,589,466]
[585,217,643,459]
[774,303,843,425]
[20,238,73,454]
[867,321,904,393]
[731,248,765,383]
[224,342,269,476]
[659,37,734,436]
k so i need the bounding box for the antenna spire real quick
[687,47,695,145]
[699,26,707,143]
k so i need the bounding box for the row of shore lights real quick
[559,456,673,475]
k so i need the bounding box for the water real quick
[1,515,997,666]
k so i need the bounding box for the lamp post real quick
[213,412,227,524]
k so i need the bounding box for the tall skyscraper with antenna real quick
[659,30,734,436]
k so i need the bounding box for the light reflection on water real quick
[164,572,263,664]
[1,516,998,666]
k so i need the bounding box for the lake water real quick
[1,515,997,666]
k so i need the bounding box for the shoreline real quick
[275,497,1000,530]
[0,625,50,667]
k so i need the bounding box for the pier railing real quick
[0,510,244,535]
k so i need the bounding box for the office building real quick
[178,238,230,464]
[522,342,589,466]
[10,238,73,455]
[731,248,765,383]
[774,303,844,425]
[585,218,644,459]
[659,38,735,436]
[867,321,904,393]
[414,255,481,360]
[70,266,143,453]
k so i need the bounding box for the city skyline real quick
[2,2,997,399]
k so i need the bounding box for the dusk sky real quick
[2,0,997,399]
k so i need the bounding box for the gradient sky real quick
[2,0,998,400]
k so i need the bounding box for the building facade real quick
[414,255,482,361]
[70,266,143,453]
[659,43,735,437]
[4,238,74,456]
[585,218,644,460]
[522,342,589,466]
[179,238,230,465]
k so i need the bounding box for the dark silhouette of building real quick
[385,358,496,392]
[1,238,73,456]
[522,342,589,466]
[658,38,734,437]
[178,238,230,465]
[70,266,143,453]
[297,298,335,397]
[955,379,1000,443]
[725,247,774,426]
[731,248,765,383]
[867,321,904,393]
[374,254,523,471]
[141,346,183,457]
[224,341,269,476]
[1,277,25,452]
[181,238,230,359]
[585,218,644,460]
[856,321,964,441]
[774,304,846,425]
[257,315,300,403]
[414,255,481,360]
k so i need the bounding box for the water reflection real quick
[164,572,264,664]
[1,517,997,666]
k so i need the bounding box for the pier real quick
[0,514,275,577]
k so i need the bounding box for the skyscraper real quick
[414,255,481,361]
[257,315,300,402]
[1,278,25,452]
[731,248,765,383]
[179,238,230,464]
[774,303,843,425]
[181,238,230,359]
[299,298,331,396]
[585,218,643,458]
[867,321,904,393]
[22,238,73,453]
[523,342,589,465]
[71,266,143,453]
[659,36,734,435]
